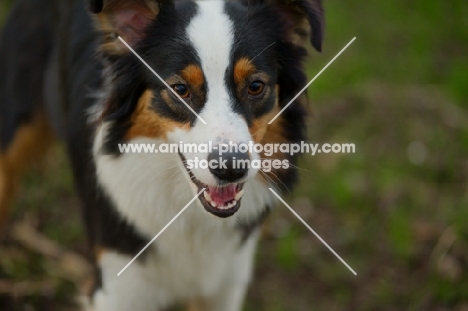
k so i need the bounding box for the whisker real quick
[256,171,272,187]
[265,170,290,193]
[286,163,311,173]
[168,174,182,187]
[250,42,276,62]
[258,158,311,173]
[259,170,279,191]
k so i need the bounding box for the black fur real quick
[101,1,203,155]
[0,0,151,259]
[225,0,313,189]
[0,0,324,304]
[224,2,281,123]
[0,0,57,150]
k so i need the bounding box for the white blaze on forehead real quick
[169,1,259,186]
[188,1,233,102]
[187,0,244,127]
[186,0,249,134]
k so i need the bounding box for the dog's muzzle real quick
[180,149,249,218]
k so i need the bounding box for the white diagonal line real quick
[117,188,206,276]
[268,37,356,124]
[117,36,207,125]
[268,188,357,275]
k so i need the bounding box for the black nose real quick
[208,151,249,182]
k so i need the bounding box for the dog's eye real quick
[248,81,265,96]
[172,84,190,98]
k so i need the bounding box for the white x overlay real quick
[269,188,357,275]
[118,36,208,125]
[117,188,206,276]
[115,36,358,277]
[268,37,357,124]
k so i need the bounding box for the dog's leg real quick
[202,232,261,311]
[0,115,53,234]
[87,250,169,311]
[0,156,16,233]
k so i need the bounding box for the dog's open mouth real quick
[180,154,244,217]
[196,180,245,218]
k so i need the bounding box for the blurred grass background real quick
[1,0,467,310]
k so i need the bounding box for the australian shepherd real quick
[0,0,323,309]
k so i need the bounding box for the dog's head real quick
[90,0,323,218]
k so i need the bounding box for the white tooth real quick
[234,190,244,201]
[210,201,217,208]
[204,191,212,202]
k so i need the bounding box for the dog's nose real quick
[208,151,249,182]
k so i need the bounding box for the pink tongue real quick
[208,185,237,205]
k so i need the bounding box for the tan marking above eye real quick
[126,90,189,140]
[180,64,204,89]
[234,58,256,84]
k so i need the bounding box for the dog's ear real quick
[88,0,163,54]
[271,0,324,51]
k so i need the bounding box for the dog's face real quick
[93,0,323,218]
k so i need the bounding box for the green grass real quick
[308,0,468,104]
[1,0,468,310]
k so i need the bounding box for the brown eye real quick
[248,81,265,96]
[172,84,190,98]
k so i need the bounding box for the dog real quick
[0,0,323,310]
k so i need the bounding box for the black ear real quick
[273,0,324,51]
[88,0,163,54]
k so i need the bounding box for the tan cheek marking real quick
[234,58,256,85]
[249,109,278,144]
[251,112,289,163]
[125,90,189,140]
[251,86,308,186]
[254,110,289,186]
[161,91,172,105]
[181,65,204,90]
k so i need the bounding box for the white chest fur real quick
[91,126,274,309]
